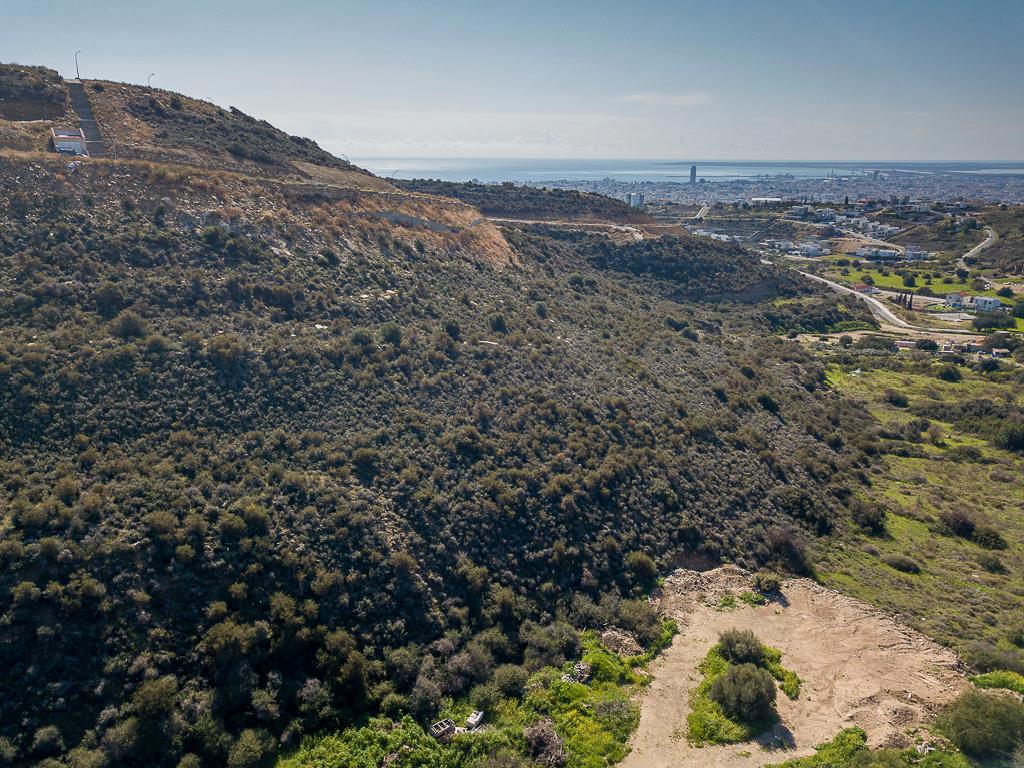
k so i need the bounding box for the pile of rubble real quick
[653,564,754,616]
[429,709,486,741]
[600,627,642,656]
[560,661,592,684]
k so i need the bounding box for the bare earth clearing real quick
[622,567,968,768]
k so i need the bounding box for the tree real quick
[994,423,1024,453]
[31,726,64,758]
[226,729,274,768]
[708,663,777,724]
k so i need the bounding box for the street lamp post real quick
[148,73,155,89]
[75,50,82,80]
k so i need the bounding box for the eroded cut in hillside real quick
[623,567,968,768]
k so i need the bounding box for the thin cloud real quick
[620,91,710,107]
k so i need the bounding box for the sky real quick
[4,0,1024,161]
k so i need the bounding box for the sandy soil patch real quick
[622,566,968,768]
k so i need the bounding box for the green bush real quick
[936,690,1024,759]
[850,498,886,534]
[994,423,1024,452]
[226,729,275,768]
[490,664,530,699]
[624,551,658,585]
[766,727,970,768]
[717,629,765,666]
[883,389,908,407]
[111,309,147,339]
[752,571,782,596]
[707,663,777,725]
[31,726,64,758]
[882,553,920,574]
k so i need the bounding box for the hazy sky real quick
[4,0,1023,160]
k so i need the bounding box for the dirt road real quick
[622,568,967,768]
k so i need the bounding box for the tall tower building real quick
[690,164,697,184]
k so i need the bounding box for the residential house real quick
[972,296,1003,313]
[945,292,969,309]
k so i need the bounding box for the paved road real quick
[958,226,998,269]
[796,270,981,337]
[798,270,919,330]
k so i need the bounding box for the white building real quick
[855,247,900,260]
[945,292,969,308]
[945,293,1004,313]
[973,296,1003,313]
[50,127,87,156]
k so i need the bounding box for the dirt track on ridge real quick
[621,567,968,768]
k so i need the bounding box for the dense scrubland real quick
[6,64,1022,768]
[391,179,647,223]
[0,64,66,120]
[0,147,879,768]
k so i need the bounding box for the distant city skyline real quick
[4,0,1023,161]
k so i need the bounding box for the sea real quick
[351,158,1024,184]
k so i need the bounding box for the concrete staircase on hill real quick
[66,80,110,158]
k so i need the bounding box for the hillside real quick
[0,62,385,189]
[0,63,66,121]
[975,205,1024,273]
[392,178,650,223]
[0,74,881,767]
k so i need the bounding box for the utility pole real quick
[148,73,155,89]
[75,50,82,80]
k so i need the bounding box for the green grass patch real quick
[766,727,970,768]
[817,360,1024,673]
[971,670,1024,695]
[716,594,738,610]
[738,591,766,607]
[686,647,752,746]
[763,646,802,699]
[686,642,800,746]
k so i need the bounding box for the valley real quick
[1,60,1023,768]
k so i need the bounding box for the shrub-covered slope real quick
[0,149,873,767]
[391,178,648,223]
[0,63,67,121]
[73,79,382,186]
